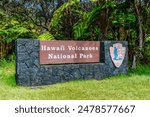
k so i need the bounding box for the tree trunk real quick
[131,2,144,68]
[135,3,143,49]
[100,8,109,40]
[132,54,137,69]
[119,27,127,41]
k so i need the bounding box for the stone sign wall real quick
[16,39,128,86]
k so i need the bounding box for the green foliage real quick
[111,11,136,28]
[38,32,55,40]
[73,1,116,40]
[146,36,150,42]
[49,0,80,30]
[143,37,150,62]
[102,1,116,8]
[73,21,88,39]
[0,23,31,43]
[0,59,16,87]
[73,6,99,39]
[129,65,150,76]
[0,11,35,43]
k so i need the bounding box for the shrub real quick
[38,32,55,40]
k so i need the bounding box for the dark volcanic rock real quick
[16,39,128,86]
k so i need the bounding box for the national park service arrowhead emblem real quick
[110,43,126,68]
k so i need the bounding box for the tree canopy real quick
[0,0,150,68]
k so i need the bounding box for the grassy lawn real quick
[0,59,150,100]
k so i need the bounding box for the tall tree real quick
[0,0,65,33]
[126,0,149,68]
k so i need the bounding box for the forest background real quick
[0,0,150,100]
[0,0,150,68]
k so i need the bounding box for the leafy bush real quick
[0,22,35,43]
[38,32,55,40]
[143,36,150,63]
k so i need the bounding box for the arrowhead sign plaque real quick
[110,43,126,68]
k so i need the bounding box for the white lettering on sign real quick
[40,41,100,64]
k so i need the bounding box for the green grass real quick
[0,59,150,100]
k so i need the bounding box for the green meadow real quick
[0,59,150,100]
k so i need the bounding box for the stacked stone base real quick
[16,39,128,86]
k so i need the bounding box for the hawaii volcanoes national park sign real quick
[40,41,100,64]
[16,39,128,86]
